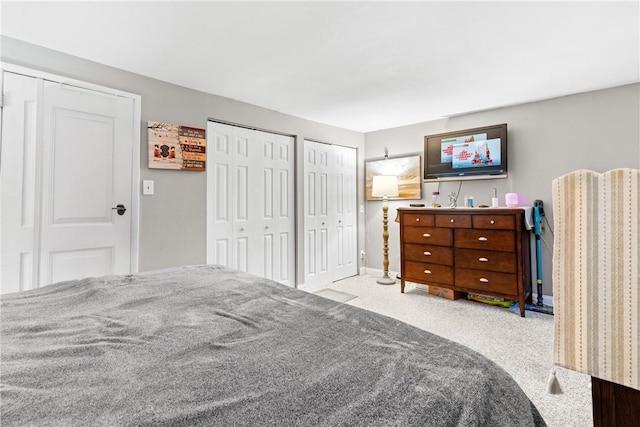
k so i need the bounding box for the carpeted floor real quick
[313,288,358,303]
[323,275,592,427]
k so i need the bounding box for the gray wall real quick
[4,36,638,296]
[364,83,640,297]
[1,36,366,286]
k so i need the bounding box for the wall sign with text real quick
[148,121,206,171]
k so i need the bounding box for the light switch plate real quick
[142,180,154,195]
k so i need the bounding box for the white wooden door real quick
[331,144,358,281]
[303,140,358,288]
[1,71,137,294]
[257,129,295,285]
[206,122,295,286]
[1,72,38,292]
[231,126,259,274]
[303,140,332,288]
[205,124,234,268]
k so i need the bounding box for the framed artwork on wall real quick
[365,154,422,200]
[148,121,206,171]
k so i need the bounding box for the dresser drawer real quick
[454,229,515,251]
[435,214,472,228]
[472,215,515,230]
[455,268,517,295]
[402,213,434,227]
[404,243,453,265]
[403,226,452,246]
[404,261,453,286]
[455,248,516,273]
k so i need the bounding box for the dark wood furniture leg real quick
[592,376,640,427]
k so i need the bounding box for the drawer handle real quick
[416,218,420,222]
[479,257,489,262]
[424,270,432,274]
[490,220,495,225]
[423,233,431,238]
[450,219,455,223]
[479,277,489,283]
[423,251,432,256]
[478,236,488,241]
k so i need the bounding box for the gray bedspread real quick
[1,265,545,426]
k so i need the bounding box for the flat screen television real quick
[424,123,507,181]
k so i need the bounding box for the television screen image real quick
[424,124,507,181]
[440,133,487,163]
[451,138,502,169]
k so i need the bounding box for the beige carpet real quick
[323,275,592,427]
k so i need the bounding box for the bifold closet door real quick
[206,122,295,286]
[1,71,135,294]
[331,144,357,281]
[304,140,357,288]
[304,141,332,287]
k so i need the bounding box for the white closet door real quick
[206,122,295,286]
[331,144,358,281]
[232,126,260,274]
[303,140,332,288]
[1,71,136,294]
[206,125,235,268]
[257,130,295,285]
[207,124,255,272]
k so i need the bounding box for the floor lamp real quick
[372,175,399,285]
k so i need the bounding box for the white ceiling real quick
[1,1,639,132]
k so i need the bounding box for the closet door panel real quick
[279,232,291,283]
[236,237,249,272]
[234,163,251,273]
[214,239,231,267]
[274,136,294,285]
[206,128,234,269]
[261,138,275,280]
[304,141,332,287]
[206,122,294,286]
[331,144,358,281]
[233,128,262,277]
[303,141,357,287]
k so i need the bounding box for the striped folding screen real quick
[552,168,640,391]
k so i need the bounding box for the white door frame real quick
[0,62,142,274]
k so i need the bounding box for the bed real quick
[1,264,545,426]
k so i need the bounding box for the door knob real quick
[112,204,127,215]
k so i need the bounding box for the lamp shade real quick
[372,175,399,197]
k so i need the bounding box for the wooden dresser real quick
[398,207,532,317]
